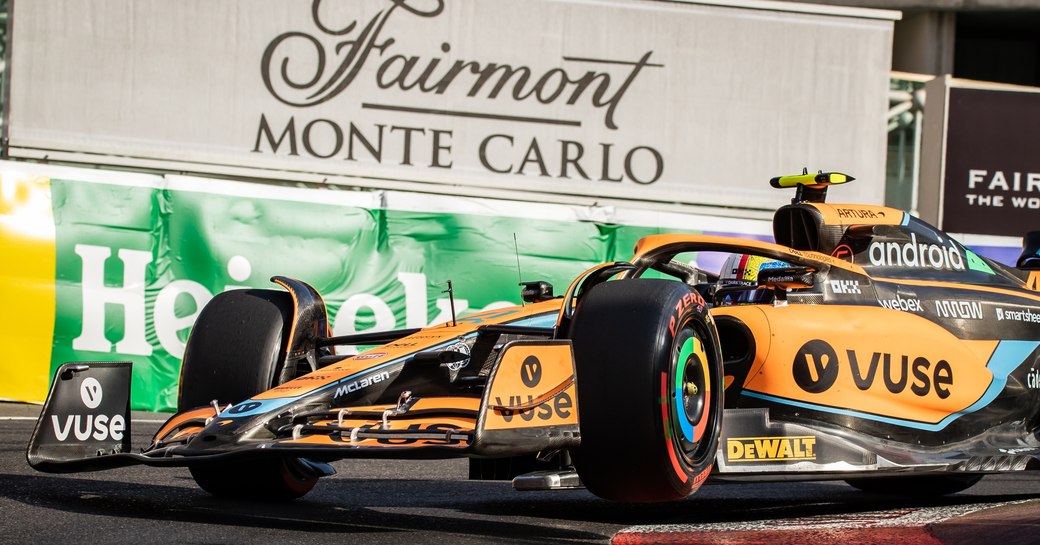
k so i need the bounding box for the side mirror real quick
[758,266,815,290]
[520,280,554,303]
[1017,231,1040,270]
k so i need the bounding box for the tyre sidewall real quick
[662,305,723,496]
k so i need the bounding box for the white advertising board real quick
[8,0,896,212]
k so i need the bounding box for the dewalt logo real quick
[726,436,817,462]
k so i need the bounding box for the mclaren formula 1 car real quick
[28,172,1040,503]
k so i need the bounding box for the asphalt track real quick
[3,402,1040,545]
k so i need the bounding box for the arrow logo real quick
[80,377,103,409]
[520,356,542,388]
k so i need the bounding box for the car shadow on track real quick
[0,472,608,544]
[5,471,1040,544]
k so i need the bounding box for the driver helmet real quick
[717,254,789,305]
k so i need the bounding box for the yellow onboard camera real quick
[770,168,855,203]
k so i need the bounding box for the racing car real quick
[28,171,1040,503]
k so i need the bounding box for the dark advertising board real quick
[940,87,1040,236]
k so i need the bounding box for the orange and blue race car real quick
[27,172,1040,502]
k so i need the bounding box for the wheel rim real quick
[671,327,712,463]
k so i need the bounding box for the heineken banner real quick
[1,161,773,411]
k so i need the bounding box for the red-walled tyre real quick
[188,458,319,501]
[178,289,318,500]
[570,279,723,502]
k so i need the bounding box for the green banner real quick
[48,178,664,411]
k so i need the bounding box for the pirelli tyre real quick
[178,288,319,500]
[178,289,293,411]
[570,278,723,502]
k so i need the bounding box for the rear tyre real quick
[845,474,983,496]
[570,279,723,502]
[179,289,318,500]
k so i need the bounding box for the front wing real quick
[28,339,581,472]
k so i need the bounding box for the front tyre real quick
[179,289,318,500]
[178,289,294,410]
[189,458,318,501]
[570,279,723,502]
